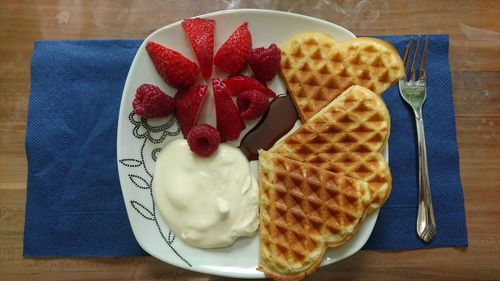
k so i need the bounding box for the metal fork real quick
[398,36,436,243]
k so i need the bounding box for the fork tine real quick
[418,36,429,81]
[402,38,414,80]
[410,36,421,81]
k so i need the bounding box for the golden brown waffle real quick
[271,85,391,212]
[258,150,371,280]
[280,32,404,121]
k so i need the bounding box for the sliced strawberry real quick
[146,41,200,89]
[213,22,252,75]
[222,75,276,98]
[175,84,208,138]
[213,79,245,142]
[182,18,215,80]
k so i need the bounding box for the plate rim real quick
[116,8,384,279]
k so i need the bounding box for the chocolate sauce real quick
[239,94,299,161]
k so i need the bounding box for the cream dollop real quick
[152,139,259,248]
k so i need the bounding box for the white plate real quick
[117,9,386,279]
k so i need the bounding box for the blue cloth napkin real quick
[24,35,467,257]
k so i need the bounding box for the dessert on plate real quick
[143,19,278,249]
[255,31,404,280]
[257,85,393,280]
[271,85,392,213]
[153,138,259,248]
[280,32,404,122]
[258,150,371,280]
[127,13,404,280]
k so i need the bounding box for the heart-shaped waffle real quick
[258,150,371,280]
[271,85,392,213]
[280,32,403,122]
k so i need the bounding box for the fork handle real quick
[415,116,436,243]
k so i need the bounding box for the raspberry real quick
[248,43,281,82]
[187,124,220,157]
[133,84,175,118]
[236,90,270,120]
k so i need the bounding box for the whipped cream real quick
[152,139,259,248]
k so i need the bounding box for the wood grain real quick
[1,0,499,280]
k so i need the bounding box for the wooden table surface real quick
[1,0,499,280]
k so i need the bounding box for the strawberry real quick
[175,84,208,138]
[222,75,276,98]
[182,18,215,80]
[146,41,200,89]
[213,79,245,141]
[248,43,281,82]
[213,22,252,75]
